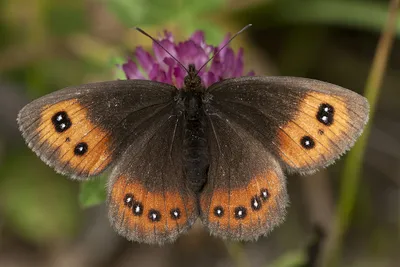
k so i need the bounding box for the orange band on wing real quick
[109,175,197,243]
[278,92,351,169]
[201,168,286,238]
[38,100,111,175]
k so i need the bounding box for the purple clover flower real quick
[121,30,254,88]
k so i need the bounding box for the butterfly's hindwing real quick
[200,109,288,240]
[108,109,198,244]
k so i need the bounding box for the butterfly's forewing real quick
[18,80,174,179]
[108,110,198,244]
[206,77,369,174]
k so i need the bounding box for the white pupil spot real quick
[322,115,328,121]
[135,205,141,213]
[60,123,66,129]
[126,197,132,203]
[57,115,63,121]
[173,211,178,217]
[324,107,329,112]
[253,200,259,207]
[151,213,157,219]
[263,191,268,197]
[238,210,243,216]
[305,140,310,146]
[217,209,222,214]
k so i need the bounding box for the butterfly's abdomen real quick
[183,93,209,192]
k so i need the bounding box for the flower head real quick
[121,30,254,88]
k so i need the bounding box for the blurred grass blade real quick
[323,0,399,266]
[106,0,223,26]
[239,0,400,37]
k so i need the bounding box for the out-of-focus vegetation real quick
[0,0,398,267]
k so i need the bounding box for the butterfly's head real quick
[184,64,203,91]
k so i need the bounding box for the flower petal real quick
[202,71,217,87]
[191,31,205,45]
[135,47,155,74]
[209,52,224,78]
[162,30,174,42]
[233,48,244,77]
[177,40,208,69]
[217,33,231,58]
[153,39,177,63]
[247,70,255,76]
[173,66,185,88]
[221,48,235,76]
[122,59,144,79]
[149,64,160,81]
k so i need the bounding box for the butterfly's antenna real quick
[196,24,252,75]
[134,27,189,73]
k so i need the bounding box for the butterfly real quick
[17,28,369,245]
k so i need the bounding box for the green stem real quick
[322,0,399,266]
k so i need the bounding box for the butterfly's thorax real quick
[180,66,209,192]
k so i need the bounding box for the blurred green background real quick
[0,0,398,266]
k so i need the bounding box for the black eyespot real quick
[318,129,324,135]
[65,137,71,142]
[170,208,181,220]
[317,103,334,126]
[148,209,161,222]
[52,111,72,132]
[260,189,269,201]
[213,206,224,218]
[132,201,143,216]
[74,142,88,156]
[301,136,315,149]
[234,206,247,219]
[123,193,134,207]
[251,196,262,211]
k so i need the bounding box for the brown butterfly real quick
[17,27,369,244]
